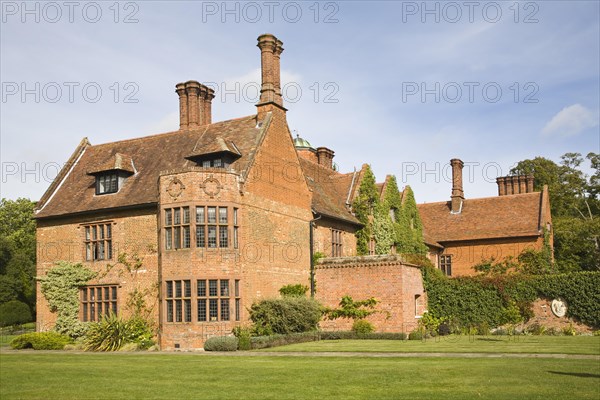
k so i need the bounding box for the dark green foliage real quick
[0,199,37,313]
[10,332,72,350]
[352,319,374,334]
[352,171,427,256]
[279,284,309,297]
[438,323,451,336]
[511,153,600,271]
[353,165,379,255]
[395,186,428,255]
[204,336,239,351]
[83,314,155,351]
[0,300,32,327]
[249,297,322,336]
[323,296,379,321]
[232,326,252,350]
[317,331,408,340]
[408,331,423,340]
[422,266,600,329]
[250,332,320,349]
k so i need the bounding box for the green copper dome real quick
[293,134,314,149]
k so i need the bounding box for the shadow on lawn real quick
[548,371,600,379]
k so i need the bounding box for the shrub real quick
[438,322,451,336]
[250,297,322,336]
[279,284,309,297]
[10,332,72,350]
[561,323,577,336]
[250,332,320,349]
[232,326,252,351]
[352,319,374,334]
[204,336,239,351]
[408,330,423,340]
[0,300,32,327]
[83,314,155,351]
[526,323,547,336]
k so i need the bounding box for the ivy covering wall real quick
[38,261,97,337]
[352,167,427,256]
[422,265,600,329]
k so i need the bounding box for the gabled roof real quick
[87,152,135,175]
[417,191,545,243]
[298,158,360,225]
[35,115,265,218]
[186,136,241,160]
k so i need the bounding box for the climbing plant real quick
[38,261,96,338]
[352,165,379,255]
[396,186,428,255]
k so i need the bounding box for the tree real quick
[0,198,37,315]
[511,153,599,271]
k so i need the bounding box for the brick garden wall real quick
[316,255,426,333]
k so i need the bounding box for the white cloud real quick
[542,104,599,137]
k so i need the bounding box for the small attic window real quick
[200,158,228,169]
[96,173,118,195]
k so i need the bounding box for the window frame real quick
[84,222,113,261]
[80,285,118,322]
[95,173,119,195]
[331,228,343,257]
[440,254,452,276]
[164,278,241,324]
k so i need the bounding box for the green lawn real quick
[0,352,599,400]
[259,335,600,355]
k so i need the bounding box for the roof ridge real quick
[89,114,257,148]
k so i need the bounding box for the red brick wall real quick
[36,207,159,331]
[157,108,314,350]
[313,218,358,257]
[440,236,542,276]
[316,255,425,333]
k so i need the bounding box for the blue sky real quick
[1,0,599,203]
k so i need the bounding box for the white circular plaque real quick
[551,298,567,317]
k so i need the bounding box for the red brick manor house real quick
[35,34,552,349]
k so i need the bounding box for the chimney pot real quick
[316,147,335,170]
[450,158,464,214]
[176,83,188,129]
[519,175,527,194]
[257,33,285,110]
[511,176,520,195]
[527,175,534,193]
[497,177,506,196]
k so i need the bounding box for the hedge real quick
[249,297,322,336]
[204,336,239,351]
[422,267,600,329]
[10,332,73,350]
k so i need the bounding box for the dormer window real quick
[185,136,241,169]
[96,173,118,195]
[87,153,136,196]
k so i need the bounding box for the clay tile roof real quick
[187,136,241,159]
[35,115,263,218]
[417,192,543,242]
[87,152,135,175]
[298,158,360,225]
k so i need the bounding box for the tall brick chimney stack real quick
[256,33,285,110]
[496,174,536,195]
[176,80,215,129]
[450,158,464,214]
[316,147,335,169]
